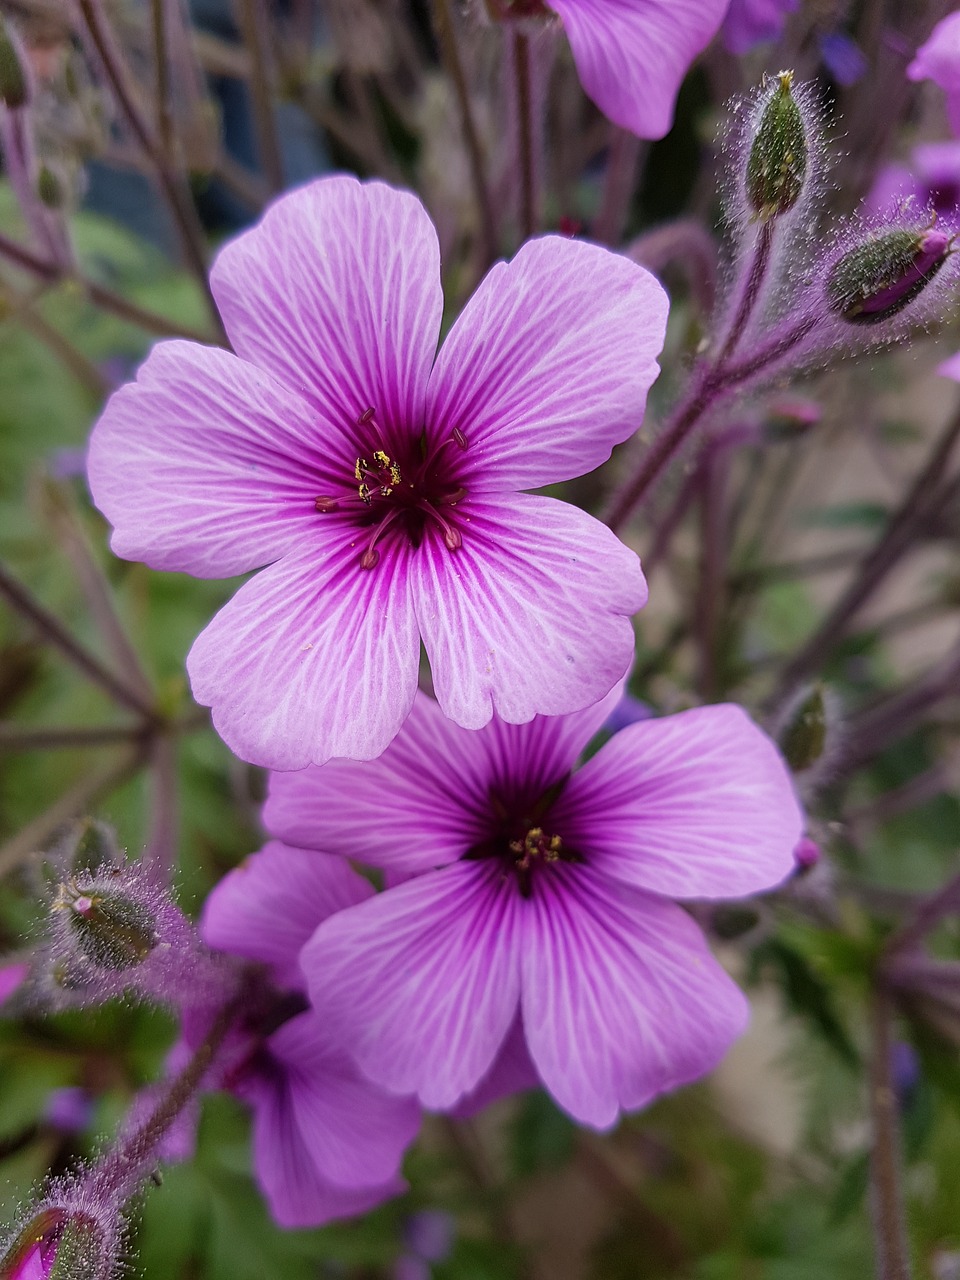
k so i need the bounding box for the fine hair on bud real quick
[34,820,232,1014]
[0,1182,121,1280]
[825,221,956,326]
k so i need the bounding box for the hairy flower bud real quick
[0,18,27,111]
[58,884,158,972]
[779,684,827,771]
[0,1206,112,1280]
[746,71,808,221]
[826,226,953,324]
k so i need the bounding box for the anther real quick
[360,548,380,570]
[314,495,339,513]
[452,427,469,450]
[444,527,462,551]
[358,407,376,425]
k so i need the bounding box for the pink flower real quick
[721,0,797,54]
[515,0,728,140]
[87,177,666,770]
[196,844,420,1227]
[265,687,803,1129]
[908,12,960,135]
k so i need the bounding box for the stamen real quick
[314,495,340,512]
[358,506,403,571]
[452,426,469,450]
[358,407,376,425]
[420,499,462,551]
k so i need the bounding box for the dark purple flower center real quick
[313,408,468,570]
[487,0,552,18]
[466,779,582,898]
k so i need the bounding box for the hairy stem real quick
[868,990,912,1280]
[513,30,536,240]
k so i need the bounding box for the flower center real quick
[313,408,469,570]
[466,782,581,898]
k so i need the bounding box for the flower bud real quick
[37,166,64,210]
[779,684,827,771]
[59,884,158,972]
[0,1207,111,1280]
[792,836,821,873]
[746,71,808,221]
[0,19,28,111]
[826,225,953,324]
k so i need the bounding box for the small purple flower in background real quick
[722,0,797,55]
[198,843,420,1227]
[867,140,960,217]
[0,961,27,1007]
[908,12,960,134]
[87,176,666,770]
[265,685,803,1129]
[44,1088,92,1136]
[818,31,868,86]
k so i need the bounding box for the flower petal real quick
[553,705,802,899]
[86,341,344,578]
[549,0,728,140]
[426,236,667,491]
[200,841,373,988]
[187,537,420,770]
[267,1013,420,1189]
[264,683,624,877]
[0,961,28,1007]
[413,495,645,729]
[248,1068,406,1228]
[454,1017,540,1117]
[210,176,442,450]
[522,868,749,1129]
[302,862,521,1109]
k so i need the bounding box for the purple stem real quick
[868,990,913,1280]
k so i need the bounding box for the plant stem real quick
[429,0,498,266]
[717,221,774,363]
[0,229,218,343]
[513,30,536,240]
[235,0,284,194]
[772,405,960,703]
[886,867,960,955]
[76,0,225,340]
[594,127,645,246]
[0,562,157,720]
[0,723,150,753]
[868,989,912,1280]
[150,0,174,159]
[0,745,147,880]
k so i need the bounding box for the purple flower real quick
[87,176,666,770]
[538,0,729,140]
[867,141,960,217]
[908,12,960,134]
[264,687,803,1129]
[722,0,797,55]
[0,961,27,1007]
[199,843,420,1227]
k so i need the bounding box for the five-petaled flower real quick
[87,176,667,770]
[264,685,803,1129]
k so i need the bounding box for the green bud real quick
[746,71,808,221]
[0,19,27,110]
[37,166,64,209]
[47,1218,105,1280]
[62,886,158,971]
[779,685,827,772]
[826,226,952,325]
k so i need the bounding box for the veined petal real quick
[267,1013,420,1189]
[454,1017,540,1117]
[264,683,624,877]
[302,862,521,1109]
[247,1062,406,1228]
[413,495,645,730]
[553,706,802,899]
[210,176,442,455]
[87,341,346,578]
[549,0,728,140]
[186,538,419,770]
[522,868,748,1129]
[200,842,373,989]
[426,236,667,491]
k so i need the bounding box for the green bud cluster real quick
[779,685,828,772]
